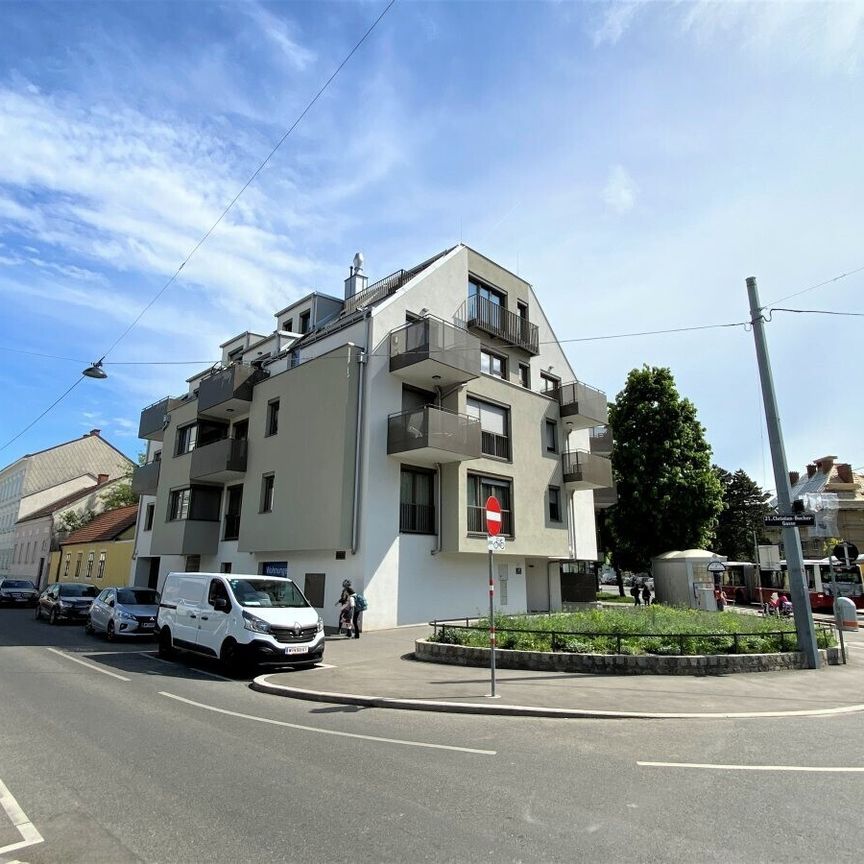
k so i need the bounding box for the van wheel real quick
[158,627,174,659]
[220,639,247,676]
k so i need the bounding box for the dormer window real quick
[282,318,293,332]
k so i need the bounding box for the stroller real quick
[339,606,354,637]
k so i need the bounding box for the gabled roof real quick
[16,479,113,524]
[61,504,139,546]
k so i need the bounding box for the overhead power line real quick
[764,264,864,306]
[768,307,864,319]
[0,0,398,457]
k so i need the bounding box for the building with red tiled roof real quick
[51,504,139,588]
[12,476,131,589]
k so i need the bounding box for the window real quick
[232,419,249,441]
[468,277,506,334]
[548,486,561,522]
[63,554,70,579]
[467,474,513,536]
[282,317,293,333]
[175,423,197,455]
[260,474,275,513]
[540,371,559,395]
[144,503,155,531]
[208,579,231,609]
[223,485,243,540]
[466,397,510,460]
[400,466,436,534]
[481,349,507,380]
[96,552,106,580]
[185,555,201,573]
[469,278,504,306]
[220,563,233,574]
[304,573,326,608]
[85,551,94,579]
[74,552,83,578]
[168,488,191,521]
[545,419,559,453]
[266,400,280,437]
[519,363,530,389]
[299,310,311,334]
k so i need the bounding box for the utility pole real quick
[746,277,820,668]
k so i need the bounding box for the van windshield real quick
[228,579,308,608]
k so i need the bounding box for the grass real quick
[596,592,634,604]
[429,606,837,656]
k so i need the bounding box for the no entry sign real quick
[485,496,502,536]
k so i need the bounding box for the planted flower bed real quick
[429,606,837,656]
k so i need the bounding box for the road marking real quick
[136,652,235,682]
[44,647,130,681]
[638,761,864,773]
[0,777,44,857]
[159,691,496,756]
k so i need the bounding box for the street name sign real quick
[763,514,815,527]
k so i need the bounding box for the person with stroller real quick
[336,579,356,637]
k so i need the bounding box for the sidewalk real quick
[252,625,864,719]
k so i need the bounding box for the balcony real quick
[152,519,221,556]
[190,437,248,483]
[589,425,613,457]
[557,381,608,430]
[387,406,481,466]
[561,450,613,490]
[131,460,161,496]
[593,482,618,509]
[455,295,540,355]
[198,364,266,419]
[389,317,481,389]
[139,396,182,441]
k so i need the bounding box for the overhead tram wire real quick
[763,263,864,306]
[0,0,398,457]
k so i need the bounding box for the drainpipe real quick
[350,312,371,555]
[432,463,443,556]
[547,560,554,612]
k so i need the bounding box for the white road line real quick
[638,761,864,773]
[0,777,44,857]
[159,691,496,756]
[136,652,235,682]
[44,647,130,682]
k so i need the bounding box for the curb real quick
[250,674,864,721]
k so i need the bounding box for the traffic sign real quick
[763,514,815,527]
[487,535,505,552]
[485,496,502,536]
[833,541,859,567]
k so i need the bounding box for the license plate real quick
[138,623,154,629]
[285,646,309,655]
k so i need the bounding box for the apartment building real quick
[130,245,612,628]
[0,430,133,578]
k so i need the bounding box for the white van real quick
[157,572,325,671]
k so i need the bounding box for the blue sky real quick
[0,0,862,492]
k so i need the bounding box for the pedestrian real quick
[641,584,652,607]
[630,583,641,606]
[336,579,354,637]
[351,590,365,639]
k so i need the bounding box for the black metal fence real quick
[428,618,837,655]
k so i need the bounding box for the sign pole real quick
[488,548,496,697]
[830,555,846,665]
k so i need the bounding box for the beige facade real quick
[131,245,611,627]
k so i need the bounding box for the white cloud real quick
[592,2,641,46]
[602,165,637,214]
[236,3,316,71]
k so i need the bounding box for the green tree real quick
[607,366,723,572]
[57,508,95,535]
[711,467,771,560]
[99,481,137,511]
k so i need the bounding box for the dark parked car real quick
[35,582,99,624]
[0,578,39,606]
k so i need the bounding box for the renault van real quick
[157,572,324,671]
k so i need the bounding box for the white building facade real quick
[130,246,612,629]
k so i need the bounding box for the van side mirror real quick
[214,597,229,612]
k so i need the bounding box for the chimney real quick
[837,463,854,483]
[96,473,109,484]
[90,428,101,437]
[788,471,799,486]
[806,464,817,478]
[344,252,368,300]
[815,455,835,474]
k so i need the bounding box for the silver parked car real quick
[86,587,160,640]
[0,578,39,606]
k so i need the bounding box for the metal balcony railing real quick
[454,295,540,355]
[589,425,613,456]
[557,381,609,427]
[343,269,410,315]
[387,406,481,461]
[189,437,248,480]
[131,460,161,496]
[400,503,436,534]
[561,449,614,489]
[389,317,481,383]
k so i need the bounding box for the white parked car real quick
[157,572,325,672]
[86,587,159,640]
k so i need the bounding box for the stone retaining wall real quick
[415,639,841,675]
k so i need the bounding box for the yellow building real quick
[50,504,138,588]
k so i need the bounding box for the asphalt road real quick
[1,607,862,864]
